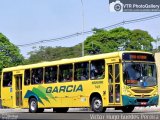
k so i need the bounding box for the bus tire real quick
[91,97,106,113]
[122,106,134,113]
[53,108,69,113]
[29,98,38,113]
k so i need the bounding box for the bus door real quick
[107,63,121,105]
[15,75,23,107]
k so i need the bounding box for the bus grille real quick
[134,95,150,98]
[131,89,153,93]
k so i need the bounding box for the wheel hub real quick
[94,99,101,109]
[31,101,36,111]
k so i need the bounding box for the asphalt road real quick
[0,107,160,120]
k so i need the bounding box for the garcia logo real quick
[46,84,83,93]
[109,0,123,12]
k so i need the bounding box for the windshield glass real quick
[123,62,157,87]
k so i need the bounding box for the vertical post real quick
[81,0,84,56]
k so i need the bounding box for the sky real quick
[0,0,160,58]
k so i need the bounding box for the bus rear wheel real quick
[29,98,38,113]
[122,106,134,113]
[91,97,106,113]
[29,98,44,113]
[53,108,69,113]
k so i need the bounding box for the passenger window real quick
[59,64,73,82]
[90,59,105,80]
[45,66,57,83]
[74,62,89,81]
[3,72,12,87]
[24,69,31,85]
[31,68,43,84]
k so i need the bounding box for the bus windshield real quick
[123,62,157,87]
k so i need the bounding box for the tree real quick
[26,44,81,64]
[85,27,154,54]
[0,33,24,72]
[126,29,154,51]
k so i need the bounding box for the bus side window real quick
[90,59,105,80]
[24,69,30,85]
[3,72,12,87]
[59,64,73,82]
[74,62,89,81]
[45,66,57,83]
[31,68,43,84]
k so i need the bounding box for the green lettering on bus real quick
[66,85,73,92]
[59,86,66,92]
[46,84,83,93]
[46,87,52,93]
[76,84,83,92]
[52,86,58,93]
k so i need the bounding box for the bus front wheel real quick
[122,106,134,113]
[91,97,106,113]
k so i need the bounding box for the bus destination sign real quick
[122,53,155,62]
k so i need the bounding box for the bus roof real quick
[2,51,152,72]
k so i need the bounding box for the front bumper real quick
[122,95,159,106]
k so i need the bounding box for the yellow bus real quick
[0,51,158,113]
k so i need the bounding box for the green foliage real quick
[0,33,24,72]
[26,44,81,64]
[126,29,154,51]
[85,27,154,54]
